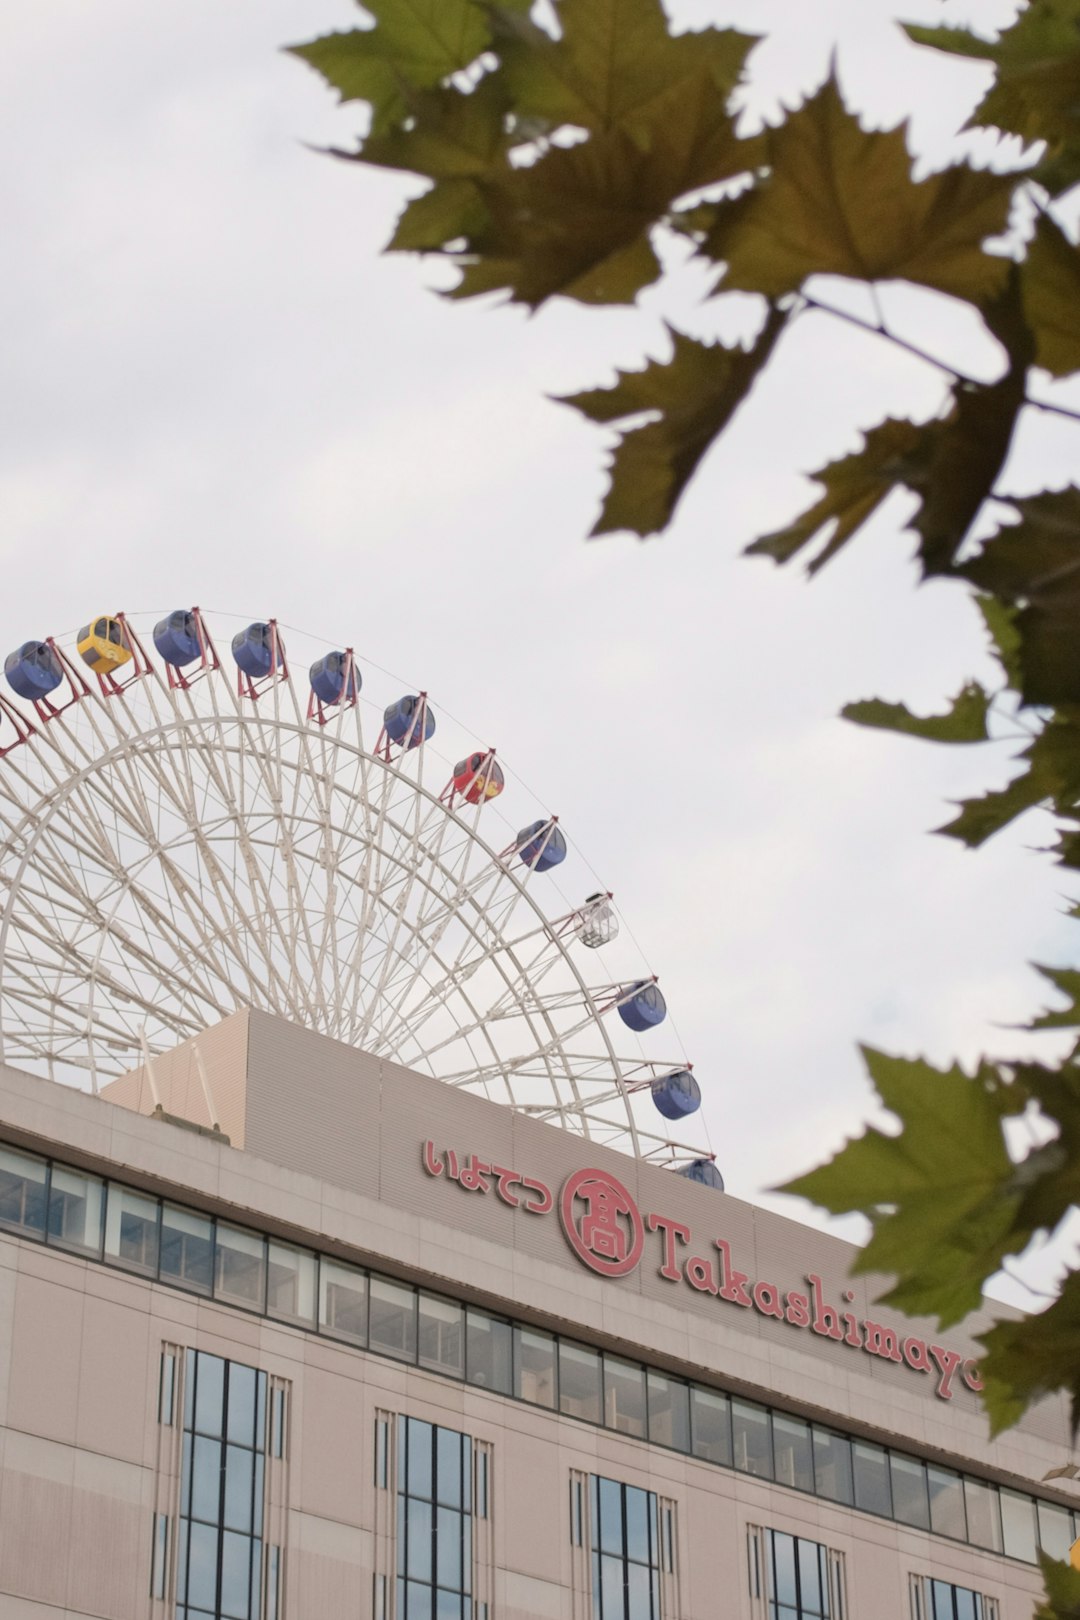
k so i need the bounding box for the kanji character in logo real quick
[559,1167,645,1279]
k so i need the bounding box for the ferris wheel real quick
[0,608,720,1175]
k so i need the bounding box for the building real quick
[0,1007,1075,1620]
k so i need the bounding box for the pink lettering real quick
[752,1280,785,1320]
[962,1359,984,1393]
[687,1256,718,1294]
[714,1239,752,1308]
[647,1213,689,1282]
[422,1140,444,1177]
[520,1176,552,1215]
[930,1344,963,1400]
[903,1337,932,1373]
[807,1274,843,1342]
[784,1290,811,1327]
[491,1165,522,1208]
[863,1321,903,1363]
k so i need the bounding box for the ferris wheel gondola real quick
[0,606,712,1166]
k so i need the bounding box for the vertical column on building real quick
[264,1374,292,1619]
[150,1343,185,1618]
[373,1408,396,1619]
[745,1525,768,1620]
[568,1468,592,1620]
[472,1439,495,1620]
[657,1495,680,1620]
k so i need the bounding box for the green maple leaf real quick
[1035,1551,1080,1620]
[842,683,991,744]
[289,0,491,133]
[560,313,786,536]
[746,419,924,573]
[781,1047,1026,1326]
[451,69,761,307]
[713,76,1015,303]
[906,3,1080,187]
[980,1271,1080,1435]
[938,717,1080,847]
[1031,965,1080,1030]
[491,0,757,138]
[963,488,1080,706]
[1025,217,1080,379]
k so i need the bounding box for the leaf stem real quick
[799,294,1080,427]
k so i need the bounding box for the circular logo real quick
[559,1167,645,1278]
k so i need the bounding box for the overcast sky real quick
[3,0,1079,1307]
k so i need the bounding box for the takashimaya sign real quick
[422,1142,983,1403]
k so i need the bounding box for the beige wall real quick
[0,1017,1070,1619]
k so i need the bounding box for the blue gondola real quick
[310,651,360,706]
[618,981,667,1032]
[677,1158,725,1192]
[4,641,62,702]
[517,820,567,872]
[232,623,280,679]
[651,1069,701,1121]
[384,695,434,748]
[153,610,203,668]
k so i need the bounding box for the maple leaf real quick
[907,3,1080,191]
[980,1271,1080,1435]
[1024,216,1080,379]
[842,684,991,744]
[780,1047,1026,1327]
[560,314,786,536]
[713,76,1015,304]
[449,70,761,306]
[962,488,1080,706]
[489,0,757,139]
[288,0,491,133]
[746,419,924,573]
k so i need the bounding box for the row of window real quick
[1,1141,1073,1571]
[161,1351,999,1620]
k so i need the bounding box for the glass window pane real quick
[773,1414,813,1492]
[191,1434,222,1522]
[436,1592,462,1620]
[104,1184,159,1275]
[187,1523,219,1609]
[227,1363,257,1447]
[0,1146,47,1237]
[1001,1489,1037,1563]
[928,1466,967,1540]
[852,1441,891,1517]
[436,1506,462,1589]
[267,1241,316,1325]
[319,1256,367,1344]
[407,1420,433,1501]
[772,1532,797,1605]
[465,1310,511,1395]
[419,1294,464,1378]
[600,1553,623,1620]
[931,1579,953,1620]
[624,1486,651,1563]
[407,1581,433,1620]
[598,1476,624,1556]
[813,1428,853,1505]
[514,1326,556,1409]
[436,1428,462,1509]
[161,1204,213,1294]
[604,1356,646,1438]
[214,1223,266,1311]
[224,1445,254,1533]
[560,1342,602,1424]
[47,1166,104,1256]
[647,1371,690,1453]
[891,1453,930,1530]
[954,1588,977,1620]
[690,1386,731,1466]
[964,1477,1002,1551]
[732,1399,772,1479]
[219,1529,252,1620]
[194,1354,225,1438]
[1039,1500,1073,1561]
[407,1498,433,1580]
[797,1539,823,1613]
[370,1276,418,1362]
[627,1560,652,1620]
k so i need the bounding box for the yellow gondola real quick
[77,616,132,674]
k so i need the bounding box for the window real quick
[604,1356,646,1438]
[370,1275,417,1361]
[919,1578,994,1620]
[690,1386,731,1466]
[466,1309,512,1395]
[765,1531,836,1620]
[161,1204,213,1295]
[773,1415,813,1493]
[514,1325,556,1409]
[214,1223,266,1312]
[891,1453,930,1530]
[319,1256,367,1344]
[812,1428,852,1506]
[1038,1499,1073,1562]
[1000,1490,1036,1563]
[397,1417,475,1620]
[0,1145,47,1236]
[418,1293,464,1377]
[646,1372,689,1454]
[927,1467,966,1541]
[590,1475,662,1620]
[267,1242,316,1326]
[853,1440,891,1517]
[560,1341,602,1423]
[105,1183,159,1275]
[177,1350,267,1620]
[732,1399,772,1479]
[964,1478,1002,1553]
[48,1165,104,1255]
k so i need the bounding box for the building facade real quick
[0,1008,1075,1620]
